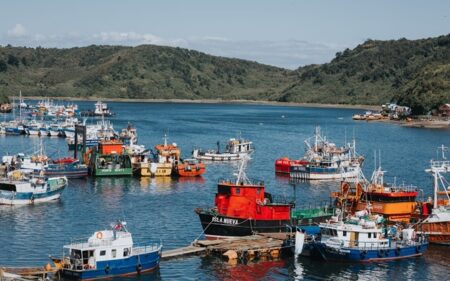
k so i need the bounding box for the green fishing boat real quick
[88,141,133,177]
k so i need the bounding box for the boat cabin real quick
[225,139,253,154]
[63,225,133,271]
[214,180,292,220]
[319,218,390,249]
[98,141,124,155]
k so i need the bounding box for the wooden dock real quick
[161,233,292,262]
[161,245,207,260]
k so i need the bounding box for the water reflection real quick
[203,257,287,281]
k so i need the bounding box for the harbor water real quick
[0,101,449,280]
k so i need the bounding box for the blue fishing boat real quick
[4,123,25,135]
[43,160,88,178]
[310,211,428,262]
[0,172,67,205]
[59,221,162,280]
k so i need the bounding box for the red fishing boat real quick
[195,157,294,239]
[173,159,205,177]
[275,157,308,174]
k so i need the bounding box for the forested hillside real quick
[278,34,450,113]
[0,34,449,114]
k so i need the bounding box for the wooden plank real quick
[161,246,206,260]
[194,239,228,247]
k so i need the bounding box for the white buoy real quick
[294,230,305,257]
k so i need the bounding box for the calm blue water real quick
[1,102,449,280]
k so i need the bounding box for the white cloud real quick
[7,24,26,37]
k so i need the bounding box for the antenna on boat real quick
[378,149,381,170]
[344,128,347,147]
[163,133,168,147]
[438,144,448,160]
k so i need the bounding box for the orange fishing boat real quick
[154,134,180,165]
[173,159,206,177]
[154,134,204,177]
[332,167,419,223]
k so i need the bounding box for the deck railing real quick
[218,178,264,186]
[326,236,427,251]
[430,160,450,169]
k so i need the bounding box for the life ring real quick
[96,232,103,239]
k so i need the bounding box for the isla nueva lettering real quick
[212,216,238,225]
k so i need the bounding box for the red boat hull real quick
[275,157,308,174]
[175,163,205,177]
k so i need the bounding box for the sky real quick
[1,0,449,69]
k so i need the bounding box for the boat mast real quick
[426,145,450,209]
[235,155,250,185]
[19,90,22,123]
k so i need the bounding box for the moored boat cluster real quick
[1,100,449,280]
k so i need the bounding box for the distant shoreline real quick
[17,96,380,111]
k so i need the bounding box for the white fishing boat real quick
[310,210,428,262]
[192,137,254,161]
[48,123,62,137]
[288,126,364,180]
[0,171,67,205]
[58,220,162,280]
[416,145,450,245]
[81,101,115,117]
[25,120,43,136]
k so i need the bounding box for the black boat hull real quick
[196,210,292,238]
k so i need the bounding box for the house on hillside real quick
[438,103,450,116]
[382,103,411,119]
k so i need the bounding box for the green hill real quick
[278,35,450,113]
[0,34,449,114]
[0,45,290,101]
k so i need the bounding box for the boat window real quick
[0,183,16,192]
[123,248,129,257]
[343,231,347,237]
[332,229,338,236]
[218,185,231,195]
[368,233,371,238]
[100,250,106,256]
[111,249,117,258]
